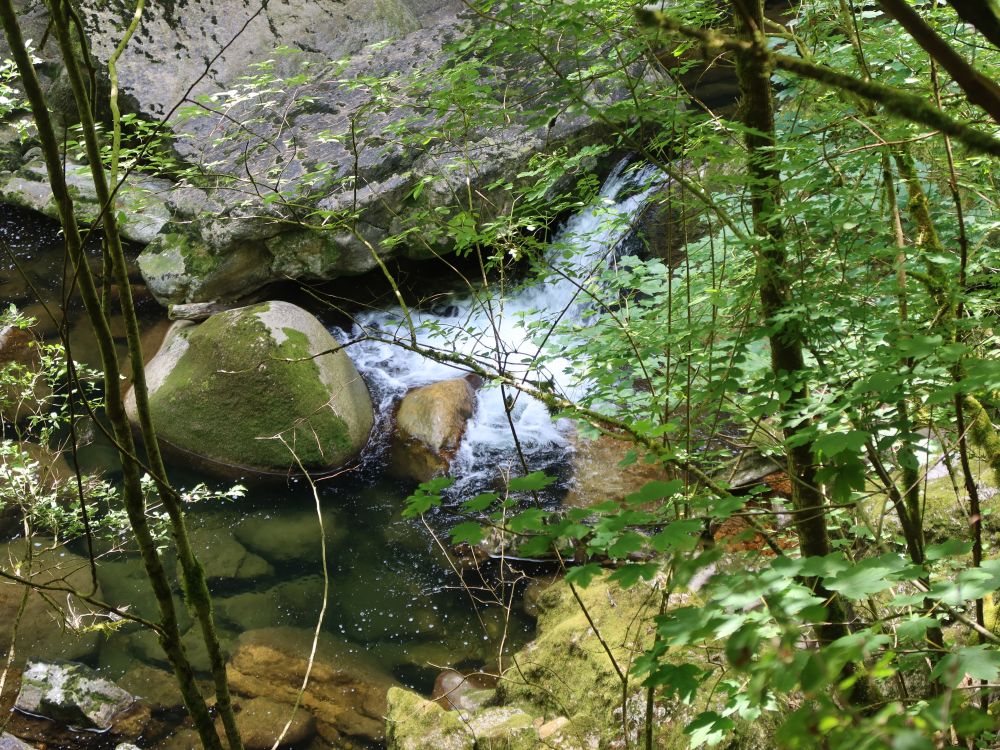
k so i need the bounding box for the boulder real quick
[563,433,673,508]
[391,377,477,482]
[0,540,103,663]
[126,301,374,475]
[14,660,136,732]
[226,626,400,744]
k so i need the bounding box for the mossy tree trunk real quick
[0,2,241,747]
[730,0,878,707]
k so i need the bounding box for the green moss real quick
[386,687,473,750]
[149,303,355,470]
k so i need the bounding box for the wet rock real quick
[713,450,784,491]
[0,735,34,750]
[234,508,347,566]
[125,302,374,476]
[125,623,235,675]
[116,663,186,712]
[563,433,673,508]
[188,526,274,584]
[386,687,473,750]
[15,660,137,732]
[226,626,399,744]
[431,669,496,713]
[391,377,476,483]
[466,706,538,748]
[522,574,560,618]
[0,540,103,663]
[230,696,316,750]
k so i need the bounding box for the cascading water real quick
[340,159,663,492]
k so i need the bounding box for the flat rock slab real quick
[15,660,135,732]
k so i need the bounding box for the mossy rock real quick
[386,687,474,750]
[127,302,374,475]
[497,574,774,749]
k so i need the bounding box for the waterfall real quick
[339,159,662,489]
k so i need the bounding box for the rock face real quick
[226,626,399,745]
[15,661,136,732]
[126,301,374,475]
[391,377,477,482]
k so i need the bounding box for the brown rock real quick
[226,627,399,744]
[225,697,316,750]
[391,377,477,483]
[563,433,672,508]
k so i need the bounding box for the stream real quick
[0,159,660,748]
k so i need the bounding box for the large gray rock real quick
[0,159,172,245]
[125,301,374,475]
[15,660,136,732]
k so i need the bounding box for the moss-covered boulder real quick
[492,574,773,749]
[386,687,475,750]
[126,301,374,475]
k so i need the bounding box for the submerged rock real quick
[391,376,477,483]
[229,696,317,750]
[226,626,399,744]
[0,541,103,664]
[14,660,136,732]
[126,301,374,475]
[234,507,347,566]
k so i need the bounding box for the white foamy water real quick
[338,159,662,486]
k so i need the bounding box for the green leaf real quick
[812,429,868,458]
[508,471,556,492]
[463,492,498,512]
[931,645,1000,687]
[924,540,972,560]
[450,521,485,546]
[625,478,683,506]
[607,562,660,589]
[824,554,906,599]
[564,563,602,588]
[650,519,702,552]
[685,711,735,747]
